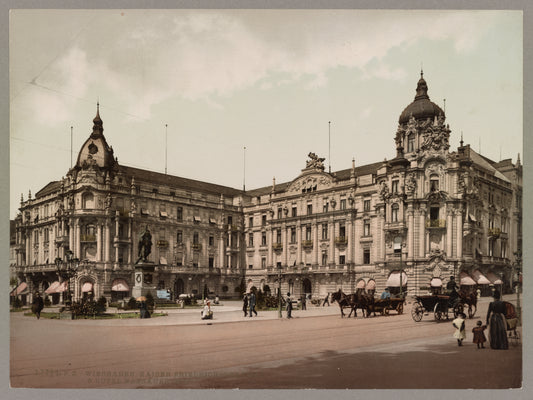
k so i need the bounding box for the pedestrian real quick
[31,292,44,320]
[486,290,509,349]
[201,300,213,320]
[286,292,293,319]
[300,294,306,310]
[249,291,258,317]
[242,293,249,317]
[452,312,466,346]
[139,300,150,319]
[472,320,487,349]
[476,288,481,299]
[322,292,330,307]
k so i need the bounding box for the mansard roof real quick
[35,181,61,199]
[119,165,244,197]
[468,149,510,183]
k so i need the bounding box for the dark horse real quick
[331,289,375,318]
[458,289,478,318]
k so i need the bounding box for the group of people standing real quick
[242,292,258,317]
[452,290,511,350]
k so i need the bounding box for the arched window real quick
[430,174,439,192]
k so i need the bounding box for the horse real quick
[331,289,375,318]
[331,290,354,318]
[458,289,478,318]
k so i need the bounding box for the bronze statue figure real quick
[137,226,152,263]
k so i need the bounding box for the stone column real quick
[407,208,414,259]
[282,223,288,267]
[104,221,110,262]
[96,223,102,262]
[447,209,453,258]
[347,219,353,264]
[419,208,426,258]
[75,221,81,258]
[296,221,302,265]
[456,210,463,258]
[127,219,132,264]
[328,219,335,264]
[313,222,319,265]
[267,227,273,267]
[218,234,225,268]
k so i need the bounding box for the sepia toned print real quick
[9,9,522,389]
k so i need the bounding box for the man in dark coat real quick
[31,292,44,319]
[249,292,258,317]
[286,292,293,319]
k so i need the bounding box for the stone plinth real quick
[132,261,157,299]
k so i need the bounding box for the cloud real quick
[19,10,501,125]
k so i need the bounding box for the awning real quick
[469,214,477,222]
[209,218,217,224]
[459,272,476,286]
[430,277,443,287]
[194,216,201,222]
[111,279,129,292]
[55,281,68,293]
[472,269,491,285]
[81,282,93,293]
[159,256,168,265]
[159,211,168,218]
[45,281,60,294]
[386,271,408,287]
[356,280,366,289]
[11,282,28,296]
[366,280,376,290]
[487,272,503,285]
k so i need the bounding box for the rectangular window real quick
[306,226,312,241]
[364,221,371,236]
[249,217,253,227]
[339,255,345,265]
[209,236,214,246]
[290,227,296,243]
[364,200,371,212]
[177,231,183,244]
[261,257,266,268]
[340,199,346,210]
[228,216,233,225]
[262,215,267,226]
[430,179,439,192]
[323,203,329,213]
[363,249,370,264]
[292,207,297,217]
[407,134,415,152]
[392,180,399,194]
[307,204,313,215]
[193,233,199,245]
[339,224,346,238]
[430,207,439,220]
[262,232,267,246]
[392,205,399,222]
[278,208,283,219]
[177,207,183,221]
[276,229,282,244]
[322,223,328,240]
[248,265,253,269]
[322,252,328,265]
[209,257,214,268]
[248,233,254,247]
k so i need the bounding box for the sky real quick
[9,9,523,219]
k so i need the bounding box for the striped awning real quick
[430,277,443,287]
[111,279,129,292]
[459,272,476,286]
[55,281,69,293]
[386,271,408,287]
[472,269,491,285]
[11,282,28,296]
[366,280,376,290]
[487,272,503,285]
[81,282,93,293]
[44,281,60,294]
[356,280,366,289]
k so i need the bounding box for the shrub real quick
[126,297,137,310]
[145,292,155,311]
[12,297,23,309]
[96,296,107,314]
[44,296,51,307]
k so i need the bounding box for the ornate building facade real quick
[12,73,522,304]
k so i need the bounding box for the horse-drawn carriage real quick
[372,297,405,315]
[411,294,463,322]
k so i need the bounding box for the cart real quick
[373,297,405,315]
[411,294,463,322]
[503,301,520,346]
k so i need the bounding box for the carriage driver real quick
[446,276,460,306]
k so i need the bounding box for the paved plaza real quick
[10,295,522,389]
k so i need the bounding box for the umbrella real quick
[136,296,147,301]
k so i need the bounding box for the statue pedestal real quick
[132,261,156,299]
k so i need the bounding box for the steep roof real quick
[35,181,61,199]
[469,150,510,183]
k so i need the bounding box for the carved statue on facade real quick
[379,181,390,201]
[104,193,112,210]
[306,152,325,170]
[405,173,417,194]
[137,226,152,263]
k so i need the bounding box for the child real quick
[452,312,467,346]
[472,320,487,349]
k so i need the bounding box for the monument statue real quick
[137,226,152,263]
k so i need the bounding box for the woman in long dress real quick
[486,290,508,350]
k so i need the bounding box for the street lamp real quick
[278,263,282,318]
[54,250,80,307]
[513,252,522,325]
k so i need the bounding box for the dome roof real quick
[399,72,444,124]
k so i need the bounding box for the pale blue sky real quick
[10,9,522,218]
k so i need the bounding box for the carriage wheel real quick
[434,303,446,321]
[468,304,476,319]
[411,302,424,322]
[397,302,404,315]
[453,303,464,318]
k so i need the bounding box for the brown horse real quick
[458,290,477,318]
[331,290,354,318]
[331,289,375,318]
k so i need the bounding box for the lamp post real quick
[54,250,80,309]
[278,264,282,318]
[513,252,522,325]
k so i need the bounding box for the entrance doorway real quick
[175,278,185,297]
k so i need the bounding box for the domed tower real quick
[395,71,450,158]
